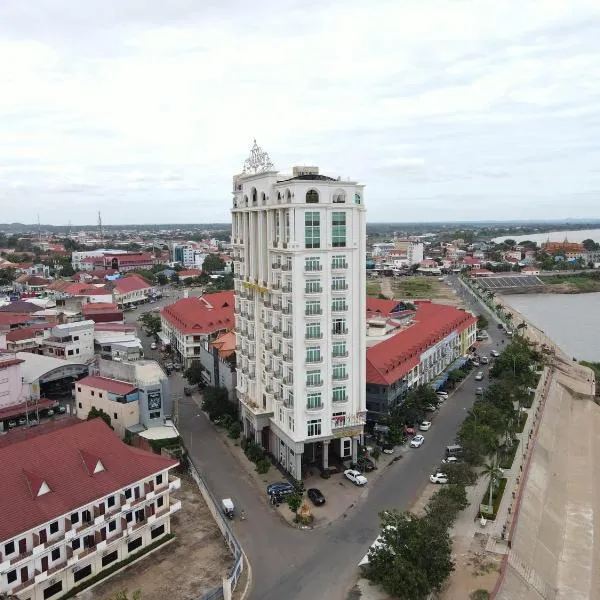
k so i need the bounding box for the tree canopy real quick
[139,312,162,337]
[87,406,112,429]
[202,254,225,274]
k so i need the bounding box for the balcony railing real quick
[332,328,348,335]
[305,287,322,294]
[282,284,293,293]
[332,304,348,312]
[282,331,293,339]
[306,356,323,364]
[283,376,294,385]
[332,395,348,403]
[273,348,282,357]
[306,403,324,411]
[332,262,348,270]
[305,308,323,316]
[272,281,281,290]
[281,264,292,271]
[305,264,322,272]
[282,305,292,315]
[332,373,348,381]
[331,413,366,430]
[305,332,323,340]
[333,351,349,358]
[283,353,293,362]
[272,303,282,311]
[272,262,281,269]
[332,284,348,291]
[306,379,323,388]
[263,299,272,308]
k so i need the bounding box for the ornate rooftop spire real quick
[242,139,274,174]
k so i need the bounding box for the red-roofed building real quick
[82,302,123,324]
[4,325,51,352]
[470,268,494,277]
[80,251,154,272]
[0,418,180,599]
[178,269,202,281]
[0,313,31,333]
[112,275,154,306]
[160,291,234,368]
[365,302,476,421]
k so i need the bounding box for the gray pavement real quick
[134,284,508,600]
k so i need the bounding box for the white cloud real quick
[1,0,600,223]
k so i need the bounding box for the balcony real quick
[265,365,273,374]
[332,304,348,313]
[304,264,322,272]
[305,308,323,316]
[281,264,292,272]
[306,356,323,364]
[282,284,292,293]
[169,475,181,491]
[282,330,293,339]
[332,328,348,336]
[306,379,323,388]
[332,262,348,270]
[333,373,349,381]
[271,281,281,290]
[170,500,182,514]
[273,369,283,380]
[272,347,282,357]
[272,303,282,311]
[283,353,293,363]
[306,403,324,411]
[283,376,294,386]
[331,413,366,431]
[272,262,281,270]
[333,351,349,358]
[305,286,322,295]
[332,395,348,403]
[12,576,36,594]
[282,305,292,315]
[305,332,323,340]
[248,332,255,341]
[10,548,33,565]
[272,326,281,335]
[263,299,272,308]
[332,284,349,291]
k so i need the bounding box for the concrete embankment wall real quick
[497,365,599,600]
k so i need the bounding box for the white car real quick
[150,342,157,350]
[490,349,500,357]
[344,469,367,486]
[471,360,480,367]
[436,395,446,404]
[410,435,425,448]
[442,456,459,464]
[474,371,484,381]
[436,391,448,398]
[429,472,448,484]
[419,421,432,431]
[480,356,489,364]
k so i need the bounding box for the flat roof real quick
[138,424,180,440]
[16,352,88,383]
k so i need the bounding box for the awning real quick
[157,331,170,345]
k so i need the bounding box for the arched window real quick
[354,193,361,205]
[261,192,267,204]
[306,189,319,204]
[286,189,292,203]
[277,191,282,203]
[252,188,258,205]
[332,189,346,204]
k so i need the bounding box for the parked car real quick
[381,443,395,454]
[425,404,438,412]
[7,420,16,428]
[46,409,54,417]
[474,371,484,381]
[436,395,446,404]
[266,482,295,496]
[56,405,66,414]
[490,349,500,357]
[404,425,415,436]
[429,472,448,484]
[184,387,192,396]
[18,417,26,426]
[307,488,326,506]
[150,342,157,350]
[436,391,448,398]
[497,323,504,329]
[480,356,489,364]
[344,469,368,486]
[475,387,484,395]
[419,421,432,431]
[410,435,425,448]
[442,456,459,464]
[471,360,480,367]
[28,419,40,426]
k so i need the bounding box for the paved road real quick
[137,284,505,599]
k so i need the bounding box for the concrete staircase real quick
[507,549,557,599]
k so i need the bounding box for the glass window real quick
[332,298,347,311]
[332,318,347,334]
[306,189,319,203]
[307,370,321,386]
[333,364,347,380]
[305,256,321,271]
[307,392,322,409]
[306,347,321,362]
[333,341,347,357]
[305,300,321,315]
[332,212,346,247]
[305,212,320,248]
[305,279,321,293]
[288,415,295,431]
[332,255,347,268]
[7,570,17,584]
[4,541,15,555]
[306,323,321,339]
[51,548,61,561]
[333,386,347,401]
[332,276,346,290]
[307,419,322,437]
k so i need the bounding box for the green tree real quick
[202,254,225,274]
[87,406,113,429]
[425,484,469,529]
[139,312,161,337]
[0,268,16,285]
[582,238,599,251]
[481,457,503,509]
[171,272,180,283]
[287,492,303,513]
[184,361,205,387]
[443,462,477,486]
[105,591,142,600]
[155,273,168,286]
[476,314,489,330]
[202,386,236,421]
[364,511,454,600]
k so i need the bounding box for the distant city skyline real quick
[2,0,600,225]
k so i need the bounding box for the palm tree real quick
[482,455,503,510]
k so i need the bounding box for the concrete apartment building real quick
[231,142,367,479]
[0,419,181,600]
[40,321,95,363]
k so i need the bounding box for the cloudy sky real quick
[2,0,600,225]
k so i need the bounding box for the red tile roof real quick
[0,419,177,541]
[112,274,152,294]
[82,302,119,312]
[5,327,45,342]
[0,398,56,421]
[0,314,30,327]
[77,375,137,396]
[178,269,202,277]
[211,331,236,358]
[0,417,78,449]
[161,291,234,334]
[0,300,41,313]
[366,302,476,385]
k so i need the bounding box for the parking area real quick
[477,275,544,290]
[83,476,232,600]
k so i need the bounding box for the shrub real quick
[255,458,271,473]
[286,492,303,513]
[479,478,507,520]
[228,421,241,439]
[245,441,264,463]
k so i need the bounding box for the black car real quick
[266,482,295,496]
[307,488,326,506]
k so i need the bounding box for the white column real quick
[322,440,330,470]
[351,437,359,462]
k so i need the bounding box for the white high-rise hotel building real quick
[231,141,366,480]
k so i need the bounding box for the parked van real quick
[445,444,463,458]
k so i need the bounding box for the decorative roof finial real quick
[243,139,274,174]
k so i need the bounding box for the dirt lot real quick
[85,476,232,600]
[368,276,460,305]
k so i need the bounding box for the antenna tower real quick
[97,211,104,245]
[37,214,41,243]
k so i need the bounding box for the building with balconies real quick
[231,142,367,479]
[0,418,181,600]
[39,320,95,363]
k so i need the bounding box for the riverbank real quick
[539,272,600,293]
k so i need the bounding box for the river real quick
[491,228,600,245]
[504,292,600,362]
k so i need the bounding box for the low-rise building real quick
[365,302,476,421]
[40,321,95,363]
[82,302,124,324]
[197,331,236,396]
[0,418,180,600]
[111,275,154,307]
[160,291,234,368]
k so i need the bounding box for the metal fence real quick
[188,457,245,600]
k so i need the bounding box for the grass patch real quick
[499,443,519,470]
[366,281,381,296]
[478,478,507,520]
[58,533,175,599]
[515,411,528,433]
[540,273,600,293]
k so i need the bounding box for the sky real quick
[1,0,600,225]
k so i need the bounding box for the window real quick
[73,336,79,341]
[288,415,295,431]
[307,419,322,437]
[157,496,164,508]
[71,537,80,550]
[128,537,143,553]
[305,256,320,271]
[305,279,321,294]
[333,386,347,402]
[108,519,117,532]
[151,524,166,539]
[125,488,132,499]
[332,298,347,312]
[102,550,118,567]
[51,548,60,561]
[333,411,347,425]
[355,192,362,204]
[126,512,133,523]
[332,190,346,203]
[332,318,347,334]
[305,300,321,315]
[306,189,319,203]
[107,495,115,508]
[306,370,321,386]
[156,474,163,485]
[305,212,320,248]
[305,323,321,339]
[332,276,347,290]
[77,386,81,392]
[333,364,347,380]
[333,341,347,357]
[70,512,79,524]
[306,347,321,363]
[113,413,118,420]
[68,350,74,356]
[99,392,103,398]
[73,564,92,583]
[7,570,17,584]
[332,212,346,247]
[307,392,322,409]
[90,390,94,396]
[5,540,15,555]
[49,521,58,534]
[150,411,161,419]
[43,581,63,599]
[332,255,347,268]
